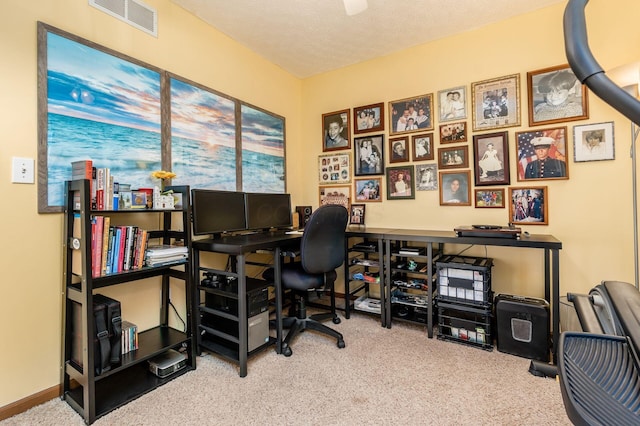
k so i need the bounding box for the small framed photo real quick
[515,127,569,181]
[471,74,521,131]
[411,133,434,162]
[119,191,132,209]
[349,204,366,225]
[474,188,505,208]
[389,136,410,163]
[439,170,471,206]
[386,166,415,200]
[438,146,469,169]
[319,185,350,209]
[354,135,384,176]
[353,102,385,134]
[354,177,382,202]
[389,94,434,135]
[322,109,351,152]
[439,121,467,144]
[416,163,438,191]
[508,186,548,225]
[130,190,147,209]
[438,86,467,122]
[318,152,351,185]
[573,121,615,162]
[473,131,510,186]
[527,64,588,127]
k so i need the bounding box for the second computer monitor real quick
[245,192,292,231]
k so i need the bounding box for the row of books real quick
[121,320,139,355]
[90,215,150,277]
[72,160,131,211]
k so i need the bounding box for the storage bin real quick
[436,255,493,307]
[437,301,493,350]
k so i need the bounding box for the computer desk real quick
[192,231,302,377]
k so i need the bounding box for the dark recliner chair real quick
[265,204,348,357]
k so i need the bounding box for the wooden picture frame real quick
[354,134,385,176]
[318,152,351,185]
[319,185,350,209]
[438,86,467,122]
[471,74,521,131]
[573,121,615,162]
[472,131,510,186]
[349,204,366,225]
[416,163,438,191]
[439,121,467,144]
[439,170,471,206]
[438,146,469,169]
[389,136,410,163]
[508,186,548,225]
[388,94,434,135]
[515,127,569,181]
[474,188,505,208]
[353,102,385,134]
[322,109,351,152]
[354,177,382,202]
[527,64,589,127]
[411,133,434,162]
[386,166,415,200]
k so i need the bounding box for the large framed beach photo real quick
[508,186,548,225]
[573,121,615,162]
[389,94,434,135]
[322,109,351,152]
[527,64,588,127]
[473,131,510,186]
[353,102,385,134]
[471,74,521,132]
[354,134,384,176]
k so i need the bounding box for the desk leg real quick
[378,238,386,328]
[237,254,248,377]
[552,249,560,364]
[427,243,433,338]
[344,238,351,320]
[193,249,202,356]
[384,239,392,329]
[274,247,283,355]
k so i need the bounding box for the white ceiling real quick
[170,0,566,79]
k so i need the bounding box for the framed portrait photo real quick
[471,74,521,131]
[508,186,548,225]
[573,121,615,162]
[354,134,385,176]
[389,94,434,135]
[527,64,588,127]
[353,102,385,134]
[322,109,350,152]
[318,152,351,185]
[416,163,438,191]
[438,146,469,169]
[386,166,415,200]
[354,177,382,202]
[411,133,434,162]
[439,121,467,144]
[474,188,505,208]
[472,131,510,186]
[439,170,471,206]
[389,136,410,163]
[438,86,467,122]
[319,185,350,209]
[515,127,569,181]
[349,204,366,225]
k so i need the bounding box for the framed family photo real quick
[354,135,384,176]
[439,121,467,144]
[389,94,434,135]
[573,121,615,162]
[439,170,471,206]
[349,204,366,225]
[515,127,569,181]
[389,136,410,163]
[527,64,588,127]
[354,177,382,202]
[322,109,350,152]
[416,163,438,191]
[438,86,467,122]
[474,188,505,208]
[353,102,385,134]
[411,133,434,162]
[472,131,510,186]
[318,152,351,185]
[319,185,350,209]
[508,186,548,225]
[386,166,415,200]
[471,74,521,131]
[438,146,469,169]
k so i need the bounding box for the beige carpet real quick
[2,314,570,425]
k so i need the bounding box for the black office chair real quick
[265,204,348,357]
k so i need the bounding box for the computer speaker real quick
[296,206,312,228]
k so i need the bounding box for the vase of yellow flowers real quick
[151,170,176,209]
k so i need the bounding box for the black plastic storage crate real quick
[437,301,493,350]
[436,255,493,307]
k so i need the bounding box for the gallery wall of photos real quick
[318,64,615,226]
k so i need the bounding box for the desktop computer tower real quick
[495,294,549,362]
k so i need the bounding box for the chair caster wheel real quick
[283,345,292,357]
[337,339,345,349]
[332,317,341,324]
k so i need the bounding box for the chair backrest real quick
[299,204,348,274]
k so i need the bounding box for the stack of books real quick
[145,245,189,267]
[121,321,138,355]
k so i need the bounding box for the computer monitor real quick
[244,192,292,231]
[191,189,247,236]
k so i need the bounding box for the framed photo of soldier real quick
[515,127,569,181]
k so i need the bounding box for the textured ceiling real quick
[170,0,566,78]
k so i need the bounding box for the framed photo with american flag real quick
[515,127,569,181]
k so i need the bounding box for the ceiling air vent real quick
[89,0,158,37]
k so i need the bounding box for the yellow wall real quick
[2,0,639,408]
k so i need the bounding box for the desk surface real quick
[192,231,302,255]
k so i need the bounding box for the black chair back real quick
[299,204,348,275]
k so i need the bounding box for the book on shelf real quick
[121,320,138,355]
[145,245,188,267]
[71,160,96,210]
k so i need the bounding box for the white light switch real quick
[11,157,35,184]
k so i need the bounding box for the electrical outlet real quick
[11,157,35,184]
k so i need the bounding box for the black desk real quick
[192,232,302,377]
